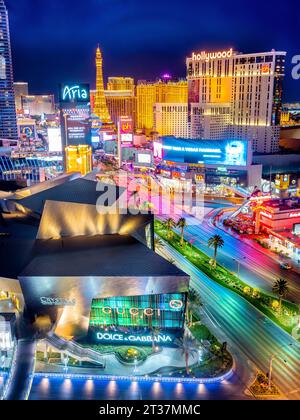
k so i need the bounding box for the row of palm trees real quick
[163,217,188,246]
[161,216,225,268]
[156,218,291,375]
[159,217,291,313]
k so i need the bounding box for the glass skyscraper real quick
[0,0,18,143]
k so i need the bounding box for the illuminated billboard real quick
[59,83,91,154]
[159,137,249,167]
[47,127,62,152]
[89,293,186,330]
[118,116,133,144]
[65,114,91,145]
[137,153,152,165]
[59,84,90,104]
[17,120,36,140]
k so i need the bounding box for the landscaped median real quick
[155,219,300,340]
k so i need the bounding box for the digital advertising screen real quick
[47,127,62,152]
[18,124,36,140]
[161,137,248,167]
[119,116,133,144]
[89,293,186,330]
[65,114,91,146]
[137,153,152,165]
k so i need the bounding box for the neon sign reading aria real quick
[60,84,90,103]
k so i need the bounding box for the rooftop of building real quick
[20,234,187,278]
[269,229,300,248]
[264,197,300,212]
[11,177,125,215]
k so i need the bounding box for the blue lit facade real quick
[0,155,63,182]
[0,0,18,143]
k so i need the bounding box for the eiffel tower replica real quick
[94,45,115,131]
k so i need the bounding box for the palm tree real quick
[175,334,199,375]
[187,289,202,325]
[154,237,165,252]
[208,234,224,268]
[177,217,187,246]
[272,278,289,314]
[151,327,161,352]
[164,217,176,239]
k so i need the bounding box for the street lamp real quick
[233,257,246,278]
[134,357,138,374]
[268,343,293,390]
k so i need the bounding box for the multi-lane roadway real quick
[176,202,300,304]
[160,241,300,400]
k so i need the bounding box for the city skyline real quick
[1,0,300,405]
[6,0,300,101]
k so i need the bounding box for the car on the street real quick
[280,262,292,270]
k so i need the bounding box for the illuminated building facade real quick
[107,77,135,92]
[14,82,28,111]
[21,94,55,116]
[136,80,188,133]
[280,103,300,127]
[0,155,63,182]
[89,293,186,330]
[105,78,136,128]
[0,177,189,346]
[187,49,286,153]
[154,103,189,138]
[0,0,18,144]
[155,136,262,187]
[65,144,92,176]
[59,83,92,173]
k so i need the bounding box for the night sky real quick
[6,0,300,101]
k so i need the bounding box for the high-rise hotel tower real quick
[105,77,136,128]
[136,79,188,133]
[187,48,286,153]
[0,0,18,144]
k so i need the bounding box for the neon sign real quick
[289,212,300,218]
[192,48,233,62]
[62,85,88,101]
[96,332,173,344]
[119,116,133,144]
[169,299,184,310]
[98,298,183,318]
[261,65,270,74]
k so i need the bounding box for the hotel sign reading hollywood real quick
[191,48,233,62]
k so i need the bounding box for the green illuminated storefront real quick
[88,293,187,346]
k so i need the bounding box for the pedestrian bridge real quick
[46,333,105,367]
